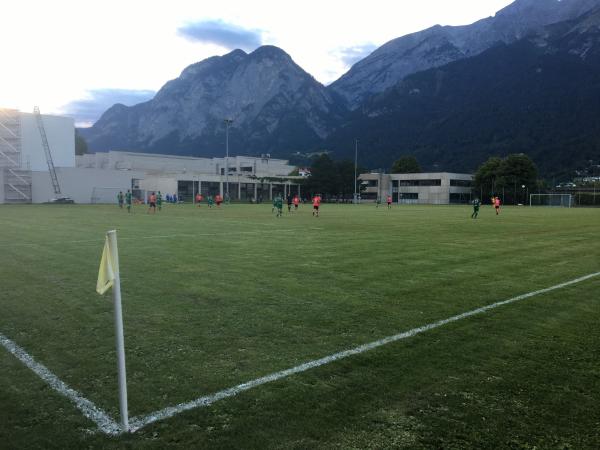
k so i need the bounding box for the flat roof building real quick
[75,151,301,204]
[359,172,474,205]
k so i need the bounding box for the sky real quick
[1,0,514,127]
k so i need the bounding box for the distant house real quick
[298,167,312,177]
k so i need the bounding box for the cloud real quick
[61,89,155,127]
[337,44,378,67]
[177,20,262,51]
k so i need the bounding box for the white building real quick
[359,172,474,204]
[76,151,301,204]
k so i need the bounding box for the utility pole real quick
[354,138,358,204]
[224,118,233,201]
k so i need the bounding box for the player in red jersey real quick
[312,194,321,217]
[147,192,157,214]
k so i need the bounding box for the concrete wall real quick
[31,168,144,203]
[20,113,75,171]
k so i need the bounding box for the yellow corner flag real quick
[96,235,116,295]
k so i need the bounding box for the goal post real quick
[91,187,146,204]
[529,193,573,207]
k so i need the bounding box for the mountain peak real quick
[249,45,292,60]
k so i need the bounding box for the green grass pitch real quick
[1,203,599,448]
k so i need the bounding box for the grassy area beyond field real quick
[0,203,599,449]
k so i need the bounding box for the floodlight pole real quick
[354,138,358,204]
[224,118,233,201]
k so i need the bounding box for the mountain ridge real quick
[329,0,600,108]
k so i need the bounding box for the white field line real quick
[0,333,122,435]
[127,271,600,433]
[2,272,597,435]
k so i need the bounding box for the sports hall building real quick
[359,172,473,204]
[0,108,300,204]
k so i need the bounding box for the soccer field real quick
[1,203,599,449]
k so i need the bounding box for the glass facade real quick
[450,179,472,187]
[399,179,441,187]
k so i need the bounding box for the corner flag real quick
[96,230,129,431]
[96,236,116,295]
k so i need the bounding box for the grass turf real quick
[0,203,599,448]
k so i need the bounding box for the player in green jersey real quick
[125,190,133,213]
[274,195,283,217]
[471,198,480,219]
[117,191,124,209]
[156,191,163,211]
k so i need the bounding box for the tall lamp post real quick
[354,138,358,204]
[224,118,233,201]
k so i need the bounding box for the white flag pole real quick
[107,230,129,431]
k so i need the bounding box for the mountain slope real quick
[80,46,345,156]
[329,0,600,109]
[325,7,600,176]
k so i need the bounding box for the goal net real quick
[91,187,147,204]
[91,187,124,204]
[529,193,573,207]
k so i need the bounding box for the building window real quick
[392,180,399,188]
[449,193,471,204]
[450,179,472,187]
[399,179,441,187]
[367,180,378,187]
[399,193,418,200]
[240,166,253,173]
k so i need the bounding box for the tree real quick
[303,154,339,199]
[335,160,356,201]
[75,131,88,156]
[391,156,421,173]
[302,155,367,201]
[474,156,503,196]
[474,154,538,204]
[498,154,538,191]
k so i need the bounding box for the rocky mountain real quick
[324,6,600,176]
[329,0,600,109]
[80,46,346,156]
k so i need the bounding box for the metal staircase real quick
[33,106,61,195]
[0,108,31,203]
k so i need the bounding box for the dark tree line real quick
[303,154,363,201]
[474,154,538,205]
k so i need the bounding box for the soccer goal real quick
[529,193,573,207]
[91,187,125,204]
